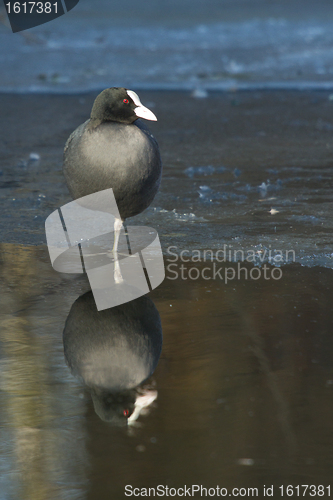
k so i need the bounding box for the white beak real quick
[134,105,157,121]
[127,89,157,121]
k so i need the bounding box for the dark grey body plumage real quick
[63,117,162,220]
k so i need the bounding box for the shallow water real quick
[0,86,333,497]
[1,244,333,498]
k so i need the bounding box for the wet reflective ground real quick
[1,244,333,498]
[0,89,333,498]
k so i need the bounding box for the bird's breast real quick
[64,121,162,219]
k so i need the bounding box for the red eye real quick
[123,99,129,104]
[123,409,129,417]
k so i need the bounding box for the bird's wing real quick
[64,120,89,154]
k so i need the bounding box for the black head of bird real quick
[89,87,157,127]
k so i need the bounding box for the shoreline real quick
[1,81,333,95]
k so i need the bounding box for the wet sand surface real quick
[0,244,333,499]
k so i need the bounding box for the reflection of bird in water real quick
[63,292,162,425]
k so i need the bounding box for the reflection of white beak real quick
[134,105,157,121]
[127,89,157,121]
[128,389,158,425]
